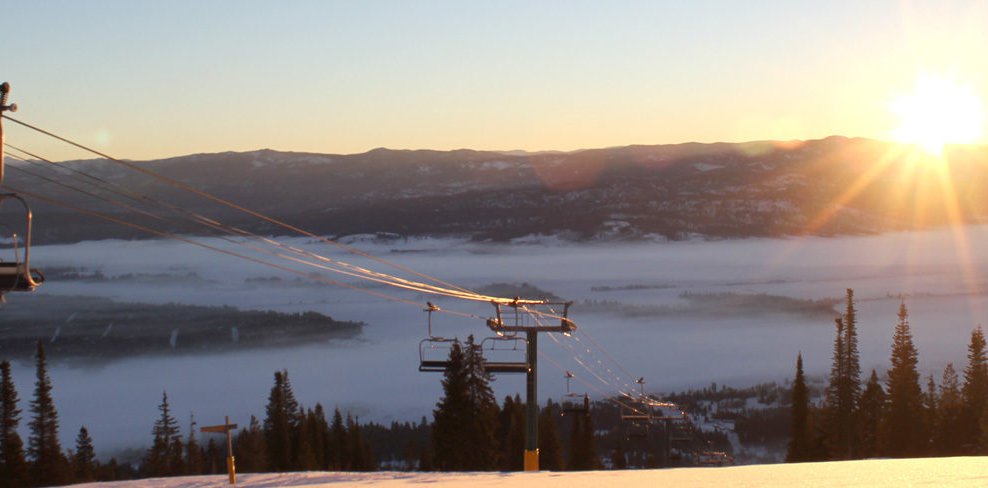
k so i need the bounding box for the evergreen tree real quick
[433,340,469,470]
[27,341,67,486]
[786,353,811,462]
[824,317,852,458]
[462,335,500,470]
[978,403,988,453]
[168,435,185,475]
[962,326,988,452]
[566,408,583,470]
[0,360,28,488]
[264,370,301,471]
[184,414,204,475]
[73,426,97,482]
[566,409,597,470]
[329,408,347,470]
[432,336,500,471]
[496,395,525,470]
[145,391,182,476]
[295,407,319,471]
[883,302,925,457]
[934,363,964,454]
[822,289,864,459]
[538,400,564,471]
[922,374,938,454]
[346,415,375,471]
[233,415,267,473]
[309,404,330,470]
[858,370,886,458]
[204,438,221,474]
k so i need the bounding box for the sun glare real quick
[891,75,985,156]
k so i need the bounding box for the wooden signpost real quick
[201,416,238,484]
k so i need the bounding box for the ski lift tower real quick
[486,299,576,471]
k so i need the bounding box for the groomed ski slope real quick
[74,457,988,488]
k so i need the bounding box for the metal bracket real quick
[0,82,18,186]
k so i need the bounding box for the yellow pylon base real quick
[524,449,539,472]
[227,456,236,484]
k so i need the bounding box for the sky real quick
[5,0,988,161]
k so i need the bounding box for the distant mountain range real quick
[9,136,988,244]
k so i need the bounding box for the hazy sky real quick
[5,1,988,160]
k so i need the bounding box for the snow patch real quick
[693,163,725,172]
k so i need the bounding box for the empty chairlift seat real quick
[0,193,43,296]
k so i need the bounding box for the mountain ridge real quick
[8,136,988,244]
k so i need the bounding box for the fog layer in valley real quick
[5,225,988,458]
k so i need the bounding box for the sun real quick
[890,75,985,156]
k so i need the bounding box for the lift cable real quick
[544,302,647,400]
[3,183,492,317]
[2,115,550,306]
[1,138,546,307]
[529,309,647,405]
[3,153,487,301]
[538,343,649,417]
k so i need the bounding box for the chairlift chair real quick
[479,336,529,374]
[560,372,589,415]
[0,193,44,296]
[561,393,590,416]
[418,336,458,373]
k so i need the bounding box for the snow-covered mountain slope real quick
[74,457,988,488]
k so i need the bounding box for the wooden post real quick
[201,416,238,484]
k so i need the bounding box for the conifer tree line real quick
[0,336,610,485]
[1,342,129,487]
[787,288,988,461]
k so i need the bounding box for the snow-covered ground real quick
[74,457,988,488]
[6,225,988,457]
